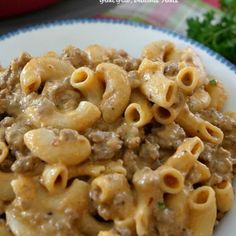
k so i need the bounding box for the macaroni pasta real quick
[0,41,235,236]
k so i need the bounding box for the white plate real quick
[0,19,236,236]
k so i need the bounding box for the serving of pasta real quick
[0,40,235,236]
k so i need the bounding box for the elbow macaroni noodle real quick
[25,99,101,132]
[24,128,91,165]
[188,186,217,236]
[41,163,68,193]
[96,63,131,123]
[0,41,235,236]
[176,104,224,144]
[0,141,9,164]
[124,91,153,127]
[20,57,75,94]
[138,58,177,108]
[70,67,103,106]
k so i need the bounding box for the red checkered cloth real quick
[97,0,221,35]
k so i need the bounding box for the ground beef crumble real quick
[86,130,123,161]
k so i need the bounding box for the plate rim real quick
[0,17,235,74]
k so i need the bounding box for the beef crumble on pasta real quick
[0,41,235,236]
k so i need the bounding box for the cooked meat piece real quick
[11,156,44,175]
[117,123,143,150]
[152,123,186,149]
[199,143,233,182]
[198,108,236,160]
[87,130,123,161]
[62,45,89,68]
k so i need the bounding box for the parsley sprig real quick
[186,0,236,64]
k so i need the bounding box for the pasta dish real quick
[0,41,235,236]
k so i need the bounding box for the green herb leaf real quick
[220,0,236,12]
[157,201,166,210]
[186,0,236,64]
[209,79,217,85]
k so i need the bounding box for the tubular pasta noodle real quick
[176,137,204,159]
[68,163,105,179]
[0,141,9,164]
[152,92,185,125]
[187,88,211,112]
[191,161,211,184]
[96,63,131,123]
[41,163,68,193]
[0,172,15,201]
[176,104,224,144]
[85,44,110,66]
[165,188,190,231]
[138,58,164,76]
[142,40,175,62]
[138,59,177,108]
[214,180,234,213]
[176,66,199,95]
[133,167,162,236]
[205,80,227,111]
[156,166,184,194]
[70,67,103,106]
[124,91,153,127]
[165,137,204,177]
[68,160,127,179]
[90,173,134,220]
[180,47,208,86]
[188,186,217,236]
[166,151,196,177]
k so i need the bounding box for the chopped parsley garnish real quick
[209,79,217,86]
[157,201,166,210]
